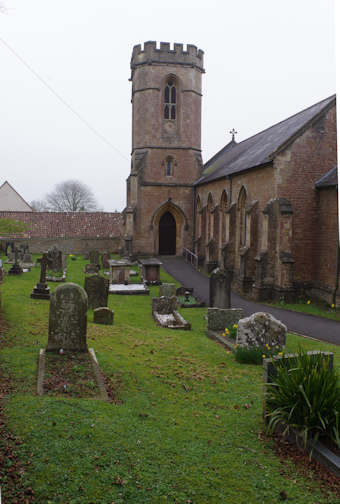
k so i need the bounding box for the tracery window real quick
[164,78,176,120]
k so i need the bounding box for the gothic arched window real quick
[220,190,228,243]
[238,187,247,247]
[164,78,176,120]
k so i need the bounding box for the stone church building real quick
[123,41,339,306]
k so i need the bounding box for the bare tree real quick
[46,180,99,212]
[30,199,49,212]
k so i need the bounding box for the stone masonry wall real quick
[275,104,337,286]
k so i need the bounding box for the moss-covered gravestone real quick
[84,274,109,309]
[47,283,88,352]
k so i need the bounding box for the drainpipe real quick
[192,184,197,252]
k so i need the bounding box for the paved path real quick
[160,256,340,346]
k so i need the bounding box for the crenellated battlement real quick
[131,41,204,72]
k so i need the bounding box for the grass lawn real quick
[265,299,340,322]
[0,254,339,503]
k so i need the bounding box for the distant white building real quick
[0,181,33,212]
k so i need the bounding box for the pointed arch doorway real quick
[159,211,176,255]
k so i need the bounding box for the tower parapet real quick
[131,41,204,73]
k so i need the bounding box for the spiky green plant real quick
[266,350,340,448]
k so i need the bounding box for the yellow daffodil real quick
[331,304,335,309]
[262,354,266,359]
[307,300,311,305]
[233,324,238,329]
[278,352,283,357]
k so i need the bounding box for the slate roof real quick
[315,166,338,188]
[195,95,336,186]
[0,211,122,239]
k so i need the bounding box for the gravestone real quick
[101,253,110,269]
[23,253,33,264]
[8,248,23,275]
[159,283,176,297]
[84,274,109,309]
[206,308,244,331]
[6,252,15,263]
[83,252,89,260]
[236,312,287,349]
[31,253,53,299]
[93,307,114,325]
[89,250,100,265]
[209,268,231,308]
[47,283,88,352]
[84,263,100,274]
[47,245,63,273]
[152,296,178,314]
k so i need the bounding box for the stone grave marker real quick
[159,283,176,297]
[89,250,100,265]
[209,268,231,308]
[47,245,63,273]
[206,307,244,332]
[84,263,100,274]
[47,283,88,352]
[236,312,287,349]
[84,274,109,309]
[101,253,110,269]
[31,253,53,299]
[8,247,23,275]
[93,307,114,325]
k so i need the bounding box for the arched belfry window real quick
[164,77,176,120]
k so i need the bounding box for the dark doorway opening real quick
[159,212,176,255]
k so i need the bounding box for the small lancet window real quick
[164,157,175,177]
[164,78,176,120]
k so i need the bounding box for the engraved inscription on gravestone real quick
[47,283,88,352]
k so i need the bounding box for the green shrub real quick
[266,350,340,447]
[234,344,282,365]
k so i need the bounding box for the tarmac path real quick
[160,256,340,346]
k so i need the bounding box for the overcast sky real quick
[0,0,338,211]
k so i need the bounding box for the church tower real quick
[123,41,205,256]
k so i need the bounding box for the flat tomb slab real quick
[109,283,149,295]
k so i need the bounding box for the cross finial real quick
[229,128,238,141]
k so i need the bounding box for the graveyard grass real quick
[0,255,340,504]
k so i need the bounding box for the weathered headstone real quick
[236,312,287,349]
[30,253,53,299]
[93,307,114,325]
[47,283,88,352]
[8,248,23,275]
[209,268,231,308]
[89,250,100,265]
[159,283,177,297]
[23,253,33,264]
[47,245,63,273]
[152,296,191,330]
[84,263,100,274]
[84,274,109,309]
[206,308,244,331]
[101,253,110,269]
[152,296,178,314]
